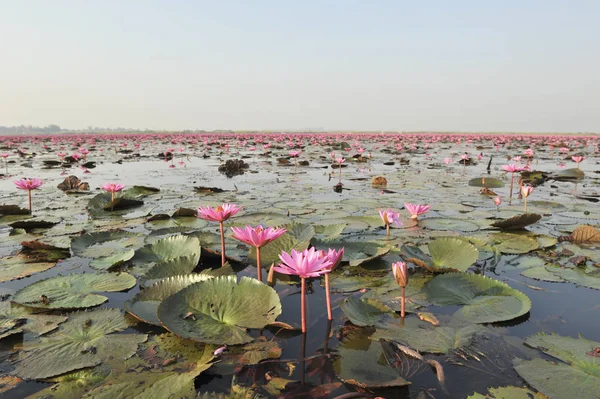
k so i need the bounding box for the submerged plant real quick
[392,261,408,318]
[378,209,402,236]
[274,248,333,333]
[404,203,430,221]
[14,178,43,214]
[101,183,126,203]
[197,203,242,266]
[231,225,287,282]
[521,184,533,213]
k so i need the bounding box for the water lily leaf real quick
[0,205,30,216]
[12,308,147,380]
[420,218,481,232]
[514,333,600,399]
[13,272,136,309]
[235,337,282,365]
[521,266,566,282]
[230,212,292,227]
[490,213,542,230]
[333,336,410,388]
[125,273,216,325]
[0,254,56,283]
[489,233,539,254]
[157,276,282,344]
[426,273,531,323]
[139,255,199,286]
[339,297,398,327]
[88,192,144,215]
[313,223,347,241]
[26,369,109,399]
[122,185,160,199]
[130,235,201,276]
[428,238,479,272]
[552,168,585,181]
[467,385,547,399]
[250,223,315,266]
[0,302,67,340]
[71,229,140,258]
[548,266,600,290]
[468,177,505,188]
[559,225,600,244]
[89,249,135,270]
[373,320,485,354]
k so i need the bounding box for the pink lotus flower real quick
[14,178,43,191]
[521,185,534,198]
[378,209,402,236]
[494,196,502,207]
[404,203,430,220]
[289,150,300,158]
[274,247,334,332]
[14,178,43,213]
[502,164,525,173]
[101,183,126,193]
[524,149,534,157]
[197,203,242,266]
[231,225,286,282]
[196,203,242,223]
[572,155,585,168]
[274,247,333,279]
[0,153,8,159]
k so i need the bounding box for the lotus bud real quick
[392,262,408,287]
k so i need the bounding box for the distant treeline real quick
[0,125,142,134]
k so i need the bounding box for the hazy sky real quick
[1,1,599,132]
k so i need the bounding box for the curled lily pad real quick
[157,276,282,345]
[514,333,600,399]
[130,235,201,276]
[426,273,531,323]
[125,274,216,325]
[13,273,136,309]
[403,238,479,272]
[490,213,542,230]
[559,225,600,244]
[12,308,147,380]
[87,192,144,215]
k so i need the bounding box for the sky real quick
[1,1,599,132]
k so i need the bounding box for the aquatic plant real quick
[502,163,525,205]
[404,203,430,221]
[571,155,585,168]
[378,208,402,236]
[196,203,241,266]
[521,184,533,213]
[321,247,344,321]
[392,261,408,318]
[231,225,287,282]
[101,183,126,202]
[274,248,333,332]
[14,178,43,213]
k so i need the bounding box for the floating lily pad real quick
[339,297,398,327]
[12,308,147,379]
[89,249,135,270]
[88,192,144,216]
[13,273,136,309]
[0,254,57,283]
[521,266,566,282]
[467,386,547,399]
[313,240,390,267]
[333,336,410,388]
[71,231,142,258]
[514,333,600,399]
[0,302,67,340]
[157,276,282,344]
[426,273,531,323]
[130,235,201,276]
[139,255,199,286]
[468,177,505,188]
[420,218,481,232]
[489,233,539,254]
[428,238,479,272]
[490,213,542,230]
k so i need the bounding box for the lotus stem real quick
[324,319,332,354]
[300,331,307,383]
[325,273,332,321]
[386,224,390,237]
[267,263,275,285]
[401,286,406,318]
[111,192,115,203]
[301,277,307,333]
[256,246,262,282]
[508,172,514,205]
[524,197,528,213]
[219,221,226,267]
[27,190,32,214]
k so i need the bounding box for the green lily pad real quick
[467,386,547,399]
[426,273,531,323]
[0,302,67,340]
[157,276,282,344]
[71,231,142,258]
[521,266,566,282]
[428,238,479,272]
[420,218,481,232]
[130,235,201,276]
[514,333,600,399]
[313,240,390,267]
[489,233,539,254]
[125,273,217,325]
[89,249,135,270]
[333,335,410,388]
[339,297,398,327]
[0,254,57,283]
[12,308,147,380]
[13,273,136,309]
[468,177,505,188]
[26,369,109,399]
[88,193,144,216]
[139,255,199,286]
